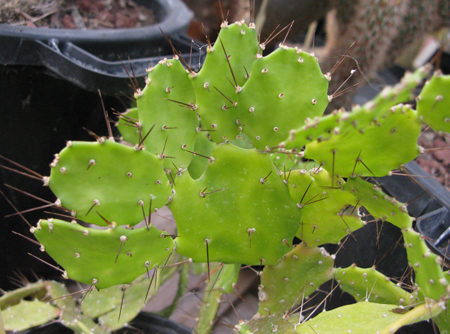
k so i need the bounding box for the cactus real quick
[4,15,450,334]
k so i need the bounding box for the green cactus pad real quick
[304,104,422,177]
[259,243,334,316]
[285,65,430,151]
[216,263,241,294]
[137,57,199,172]
[0,281,46,310]
[2,300,60,331]
[194,263,223,334]
[192,21,258,143]
[293,302,419,334]
[117,107,140,144]
[417,71,450,133]
[287,168,363,247]
[338,66,430,136]
[96,274,161,330]
[334,265,414,306]
[45,281,106,334]
[33,219,174,289]
[286,109,344,149]
[402,228,449,301]
[48,140,172,226]
[236,47,329,150]
[243,314,296,333]
[342,177,412,229]
[170,143,301,265]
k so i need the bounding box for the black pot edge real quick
[0,0,193,45]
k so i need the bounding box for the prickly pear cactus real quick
[9,13,450,334]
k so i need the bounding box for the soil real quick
[0,0,156,29]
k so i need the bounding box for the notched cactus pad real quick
[2,300,60,331]
[334,265,414,305]
[34,219,174,289]
[343,176,412,229]
[287,167,363,247]
[304,104,422,177]
[402,228,449,301]
[170,143,301,265]
[417,71,450,133]
[236,47,329,150]
[137,58,199,172]
[48,140,172,226]
[191,21,258,143]
[292,302,417,334]
[259,243,334,316]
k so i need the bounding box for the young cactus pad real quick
[417,71,450,133]
[286,167,363,247]
[258,243,334,316]
[48,140,172,226]
[136,57,199,172]
[169,143,301,265]
[334,265,414,305]
[303,104,422,177]
[33,219,174,289]
[191,21,258,143]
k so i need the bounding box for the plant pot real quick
[0,0,200,95]
[0,0,205,290]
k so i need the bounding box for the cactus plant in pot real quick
[3,12,450,334]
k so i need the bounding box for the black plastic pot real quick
[0,0,205,290]
[0,0,202,95]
